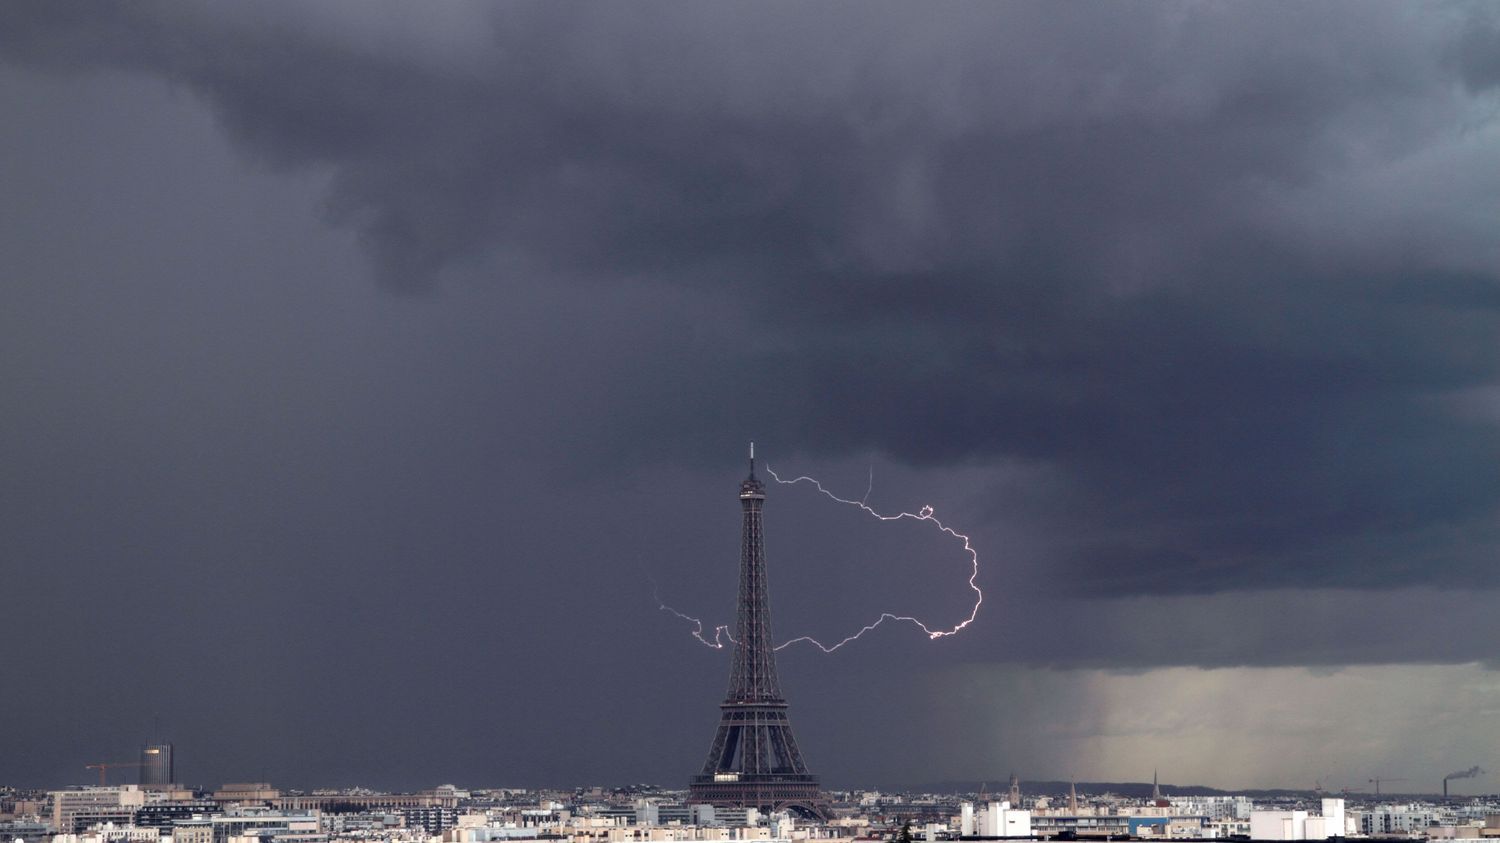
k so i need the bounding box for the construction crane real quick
[1368,777,1408,796]
[85,761,145,786]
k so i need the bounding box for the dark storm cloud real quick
[5,0,1500,602]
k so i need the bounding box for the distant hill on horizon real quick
[900,779,1436,800]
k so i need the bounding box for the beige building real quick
[51,787,147,834]
[173,820,213,843]
[273,793,456,812]
[211,786,280,806]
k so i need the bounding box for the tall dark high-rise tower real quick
[689,447,828,820]
[139,743,173,787]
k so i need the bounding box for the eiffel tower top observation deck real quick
[688,445,828,820]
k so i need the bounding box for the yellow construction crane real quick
[84,761,145,786]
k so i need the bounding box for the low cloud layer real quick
[9,2,1500,596]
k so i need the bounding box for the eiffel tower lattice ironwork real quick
[688,446,829,820]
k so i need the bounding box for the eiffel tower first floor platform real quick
[690,702,830,821]
[687,773,830,821]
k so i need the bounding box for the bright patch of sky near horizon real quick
[927,663,1500,794]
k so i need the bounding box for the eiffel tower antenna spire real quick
[689,450,828,819]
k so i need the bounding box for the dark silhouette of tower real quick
[689,447,828,820]
[139,743,173,787]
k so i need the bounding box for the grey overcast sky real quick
[4,1,1500,794]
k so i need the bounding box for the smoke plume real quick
[1445,766,1487,781]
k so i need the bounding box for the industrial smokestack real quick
[1443,766,1487,798]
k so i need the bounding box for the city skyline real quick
[21,776,1500,843]
[4,2,1500,793]
[9,774,1499,800]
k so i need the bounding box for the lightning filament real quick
[657,464,984,654]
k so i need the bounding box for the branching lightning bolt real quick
[655,464,984,654]
[653,580,734,649]
[762,464,982,652]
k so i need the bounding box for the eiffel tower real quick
[688,446,829,820]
